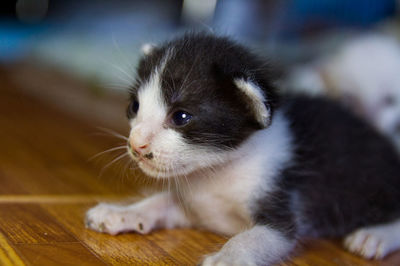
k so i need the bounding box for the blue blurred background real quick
[0,0,398,85]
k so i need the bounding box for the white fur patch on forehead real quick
[131,49,174,127]
[234,78,270,127]
[136,71,166,124]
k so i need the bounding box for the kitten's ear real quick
[212,63,270,128]
[141,43,156,55]
[234,78,270,128]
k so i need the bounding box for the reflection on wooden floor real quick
[0,69,399,265]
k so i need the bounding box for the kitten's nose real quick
[129,125,154,157]
[129,138,150,156]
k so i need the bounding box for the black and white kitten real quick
[86,33,400,265]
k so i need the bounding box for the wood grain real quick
[0,195,123,204]
[0,204,76,244]
[43,203,226,265]
[1,66,400,265]
[0,232,25,266]
[16,243,107,266]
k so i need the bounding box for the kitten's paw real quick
[344,226,398,259]
[85,203,153,235]
[200,251,257,266]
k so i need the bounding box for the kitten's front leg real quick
[85,192,189,235]
[201,225,295,266]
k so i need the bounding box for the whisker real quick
[89,146,127,161]
[114,155,131,191]
[96,127,129,141]
[111,35,137,76]
[122,159,130,182]
[109,61,136,84]
[180,51,200,92]
[97,56,136,87]
[99,152,129,178]
[100,81,133,91]
[129,164,139,171]
[182,173,192,197]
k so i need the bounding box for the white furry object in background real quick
[287,34,400,149]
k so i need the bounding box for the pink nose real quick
[129,139,150,156]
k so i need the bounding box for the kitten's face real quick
[126,34,276,178]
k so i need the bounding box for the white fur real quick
[130,71,167,148]
[201,225,294,266]
[85,193,190,235]
[344,219,400,259]
[234,78,270,127]
[180,110,293,235]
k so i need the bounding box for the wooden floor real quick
[1,69,400,266]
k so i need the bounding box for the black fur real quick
[130,33,400,242]
[254,96,400,238]
[129,33,279,149]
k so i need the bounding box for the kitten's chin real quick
[137,160,195,179]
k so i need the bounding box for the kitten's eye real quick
[171,110,192,126]
[127,100,139,118]
[132,100,139,113]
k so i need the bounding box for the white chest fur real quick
[179,111,293,236]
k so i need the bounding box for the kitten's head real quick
[127,33,278,178]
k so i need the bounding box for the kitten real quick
[86,33,400,265]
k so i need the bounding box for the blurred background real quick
[1,0,400,147]
[3,2,400,264]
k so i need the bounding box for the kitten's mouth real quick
[127,145,191,178]
[127,145,153,161]
[128,149,172,177]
